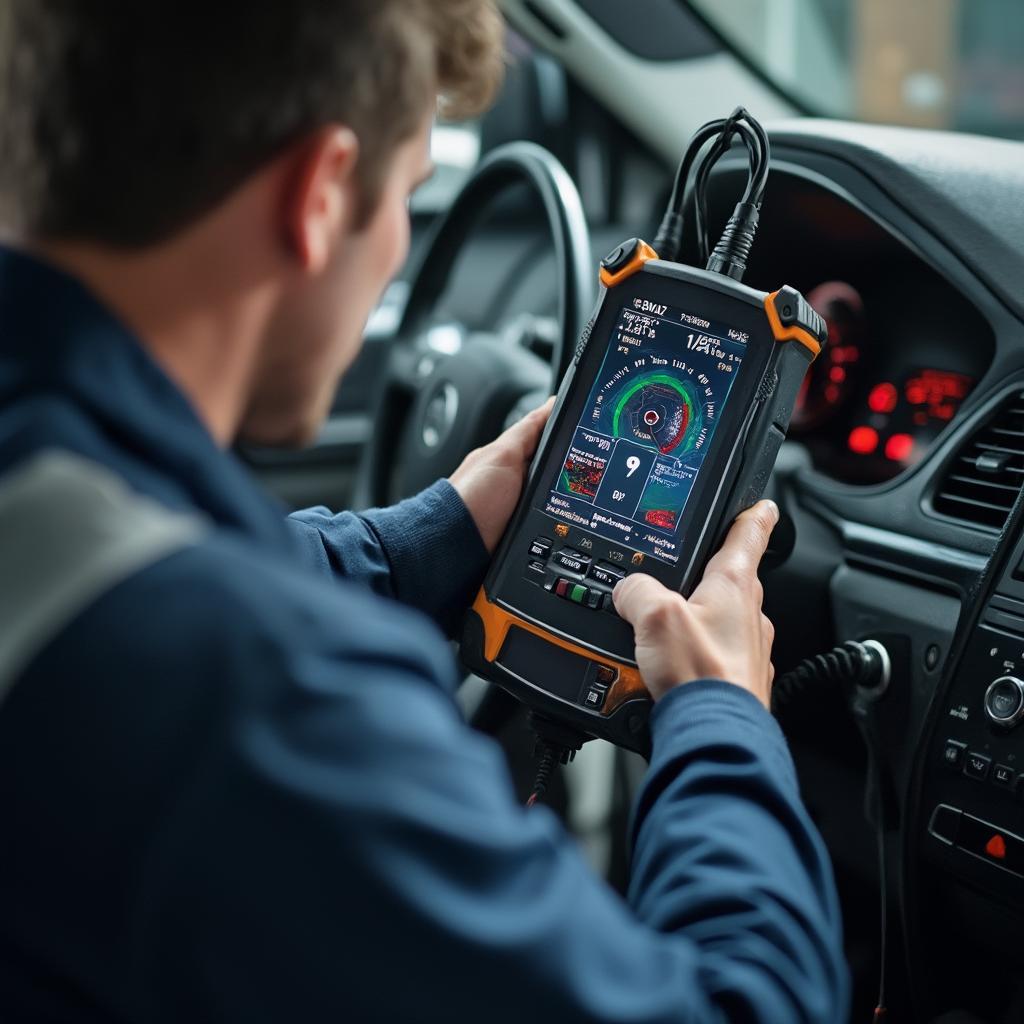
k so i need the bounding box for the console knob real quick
[984,676,1024,727]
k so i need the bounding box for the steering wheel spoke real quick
[355,142,593,510]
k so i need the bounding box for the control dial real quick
[984,676,1024,727]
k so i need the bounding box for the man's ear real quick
[282,126,360,273]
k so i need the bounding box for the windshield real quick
[687,0,1024,140]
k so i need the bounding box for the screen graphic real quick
[539,300,748,564]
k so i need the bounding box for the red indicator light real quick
[848,426,879,455]
[868,382,898,414]
[885,433,914,462]
[829,366,846,383]
[985,834,1007,860]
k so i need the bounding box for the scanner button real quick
[569,583,589,605]
[526,559,547,579]
[589,561,625,587]
[554,550,591,574]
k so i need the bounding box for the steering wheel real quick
[356,141,594,508]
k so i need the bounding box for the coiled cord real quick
[772,639,891,712]
[773,638,893,1023]
[526,742,558,808]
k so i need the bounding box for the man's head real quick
[0,1,504,444]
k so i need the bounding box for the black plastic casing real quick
[461,258,818,755]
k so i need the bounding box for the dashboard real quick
[692,168,995,486]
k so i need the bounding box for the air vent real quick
[933,391,1024,531]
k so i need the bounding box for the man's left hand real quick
[449,397,555,553]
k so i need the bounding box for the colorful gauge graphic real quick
[611,373,702,455]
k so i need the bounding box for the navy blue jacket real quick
[0,248,848,1022]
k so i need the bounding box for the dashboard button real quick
[964,752,992,781]
[596,665,617,686]
[942,739,967,768]
[994,764,1016,788]
[554,578,571,598]
[984,676,1024,727]
[956,814,1024,876]
[553,549,591,574]
[568,583,589,605]
[584,589,604,610]
[583,686,606,710]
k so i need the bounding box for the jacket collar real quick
[0,245,296,552]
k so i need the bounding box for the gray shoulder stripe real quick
[0,451,207,701]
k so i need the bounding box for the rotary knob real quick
[984,676,1024,727]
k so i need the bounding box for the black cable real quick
[703,110,770,281]
[873,776,889,1023]
[772,639,892,1023]
[693,111,760,265]
[652,107,770,279]
[526,742,558,807]
[524,714,586,808]
[652,118,732,262]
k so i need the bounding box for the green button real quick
[570,584,587,604]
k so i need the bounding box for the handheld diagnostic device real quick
[461,110,827,757]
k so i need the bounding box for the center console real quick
[909,495,1024,1019]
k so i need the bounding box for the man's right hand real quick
[612,500,779,709]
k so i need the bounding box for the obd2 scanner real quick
[461,110,826,762]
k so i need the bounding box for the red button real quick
[554,579,571,598]
[985,834,1007,860]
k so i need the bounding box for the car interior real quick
[243,2,1024,1020]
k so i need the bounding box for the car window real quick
[686,0,1024,140]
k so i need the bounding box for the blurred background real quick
[691,0,1024,138]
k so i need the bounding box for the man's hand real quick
[612,500,779,709]
[449,397,555,553]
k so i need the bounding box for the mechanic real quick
[0,2,847,1021]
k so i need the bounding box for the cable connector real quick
[706,201,760,281]
[771,638,891,713]
[651,210,684,267]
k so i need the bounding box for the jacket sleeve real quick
[130,623,849,1024]
[287,478,489,635]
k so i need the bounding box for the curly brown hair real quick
[0,0,505,245]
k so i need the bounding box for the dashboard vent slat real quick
[946,474,1020,494]
[933,390,1024,532]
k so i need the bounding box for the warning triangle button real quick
[985,834,1007,860]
